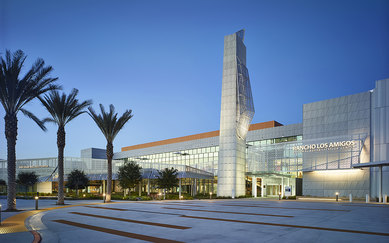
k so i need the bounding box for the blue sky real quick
[1,0,388,159]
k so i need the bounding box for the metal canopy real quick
[353,161,389,168]
[39,166,213,182]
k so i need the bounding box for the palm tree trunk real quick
[5,114,17,210]
[106,142,113,202]
[57,126,65,205]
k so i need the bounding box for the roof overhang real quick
[353,161,389,168]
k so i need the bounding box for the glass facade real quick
[122,136,302,177]
[123,146,219,175]
[236,55,255,140]
[0,133,366,196]
[247,136,303,178]
[247,133,366,177]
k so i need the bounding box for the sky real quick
[0,0,388,159]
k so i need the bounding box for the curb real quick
[31,230,41,243]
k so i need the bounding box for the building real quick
[0,30,388,201]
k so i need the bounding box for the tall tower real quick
[217,30,255,197]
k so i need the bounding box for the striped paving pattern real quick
[69,212,190,229]
[180,215,389,237]
[162,207,294,218]
[53,220,184,243]
[41,200,389,242]
[221,204,350,212]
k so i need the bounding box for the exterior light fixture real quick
[210,192,213,200]
[35,196,39,210]
[103,193,106,203]
[83,194,86,197]
[335,192,339,202]
[278,192,281,200]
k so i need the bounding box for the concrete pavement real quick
[1,198,389,242]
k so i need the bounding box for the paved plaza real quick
[1,198,389,242]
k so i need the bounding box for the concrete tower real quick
[217,30,255,197]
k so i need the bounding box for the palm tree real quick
[88,104,133,202]
[40,89,92,204]
[0,50,59,210]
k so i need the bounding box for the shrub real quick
[282,195,297,200]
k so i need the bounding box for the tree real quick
[88,104,133,202]
[0,50,59,210]
[40,89,92,204]
[117,161,142,194]
[67,169,89,197]
[16,172,38,197]
[156,167,179,198]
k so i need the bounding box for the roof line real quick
[121,120,282,152]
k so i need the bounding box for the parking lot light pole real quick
[335,192,339,202]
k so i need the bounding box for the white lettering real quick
[292,140,356,152]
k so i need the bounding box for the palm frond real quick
[20,108,47,131]
[0,49,60,120]
[88,104,133,143]
[40,88,92,127]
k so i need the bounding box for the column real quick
[211,179,214,194]
[379,166,382,202]
[194,178,198,196]
[252,176,257,197]
[261,178,265,197]
[147,179,150,196]
[281,177,284,198]
[179,178,182,198]
[102,180,105,195]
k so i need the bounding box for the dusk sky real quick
[0,0,388,159]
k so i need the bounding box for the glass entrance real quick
[266,185,281,196]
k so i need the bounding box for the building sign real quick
[292,140,356,152]
[285,186,291,196]
[18,165,49,169]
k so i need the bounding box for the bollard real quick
[366,194,370,203]
[103,193,106,203]
[384,194,388,204]
[210,192,212,200]
[278,192,281,200]
[349,194,352,202]
[35,196,39,210]
[335,192,339,202]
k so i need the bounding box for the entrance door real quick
[266,185,280,196]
